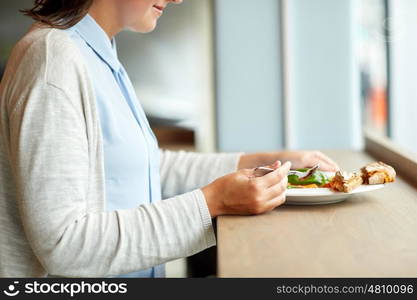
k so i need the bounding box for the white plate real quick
[285,184,385,205]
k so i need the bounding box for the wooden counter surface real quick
[217,150,417,277]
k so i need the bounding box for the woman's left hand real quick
[238,150,340,172]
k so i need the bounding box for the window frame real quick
[364,0,417,184]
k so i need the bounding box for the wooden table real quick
[217,150,417,277]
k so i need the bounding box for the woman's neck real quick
[88,1,122,39]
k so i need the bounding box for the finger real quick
[316,153,339,171]
[321,162,339,172]
[255,161,291,188]
[241,168,256,177]
[252,160,282,177]
[318,153,338,168]
[265,176,288,200]
[269,160,282,169]
[264,194,287,211]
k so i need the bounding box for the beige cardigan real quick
[0,25,241,277]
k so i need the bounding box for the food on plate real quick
[287,169,332,189]
[288,184,321,189]
[328,171,363,193]
[361,161,396,184]
[286,161,396,193]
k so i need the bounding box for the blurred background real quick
[1,0,416,276]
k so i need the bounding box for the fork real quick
[254,163,320,179]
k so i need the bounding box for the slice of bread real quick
[361,162,396,185]
[330,171,363,193]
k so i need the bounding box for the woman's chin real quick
[129,21,157,33]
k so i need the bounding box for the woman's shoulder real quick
[1,24,93,118]
[5,23,88,89]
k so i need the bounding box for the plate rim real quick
[286,184,385,198]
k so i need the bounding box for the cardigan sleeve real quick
[159,150,244,199]
[7,78,216,277]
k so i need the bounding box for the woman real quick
[0,0,338,278]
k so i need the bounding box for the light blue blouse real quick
[66,15,164,278]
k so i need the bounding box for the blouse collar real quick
[71,14,122,73]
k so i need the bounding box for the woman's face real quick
[118,0,183,33]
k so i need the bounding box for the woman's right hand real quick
[202,161,291,217]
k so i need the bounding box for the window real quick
[388,0,417,155]
[359,0,390,137]
[361,0,417,156]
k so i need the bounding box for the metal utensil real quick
[254,163,320,179]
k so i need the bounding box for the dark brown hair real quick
[21,0,93,29]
